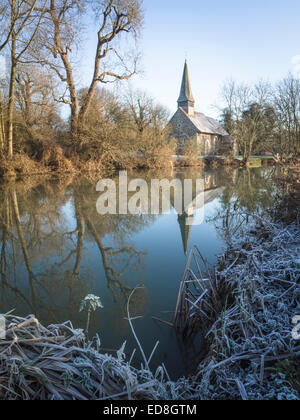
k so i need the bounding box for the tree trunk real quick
[78,37,103,129]
[10,188,37,306]
[7,34,17,159]
[78,78,98,129]
[0,89,5,152]
[50,0,79,138]
[62,57,79,136]
[60,57,79,138]
[243,152,249,166]
[70,102,79,137]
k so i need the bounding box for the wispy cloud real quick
[291,55,300,77]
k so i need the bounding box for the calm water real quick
[0,167,281,378]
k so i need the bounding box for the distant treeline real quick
[220,77,300,164]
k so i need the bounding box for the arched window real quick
[205,139,211,156]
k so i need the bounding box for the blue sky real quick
[0,0,295,119]
[79,0,300,117]
[0,1,299,118]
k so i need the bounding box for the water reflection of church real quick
[174,171,225,255]
[178,213,192,255]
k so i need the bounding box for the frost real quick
[179,220,300,400]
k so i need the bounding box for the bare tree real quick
[36,0,143,137]
[78,86,125,128]
[273,74,300,158]
[220,79,274,164]
[0,0,46,158]
[15,65,60,137]
[124,89,169,135]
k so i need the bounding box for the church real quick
[169,61,229,155]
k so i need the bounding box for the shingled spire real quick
[177,60,195,116]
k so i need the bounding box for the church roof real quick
[191,112,229,136]
[180,108,229,136]
[178,61,195,104]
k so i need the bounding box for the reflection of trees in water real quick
[0,178,153,326]
[0,168,233,323]
[0,168,274,328]
[76,185,151,308]
[208,167,282,244]
[0,180,74,320]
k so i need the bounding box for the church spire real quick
[178,212,192,256]
[177,60,195,116]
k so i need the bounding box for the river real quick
[0,166,282,378]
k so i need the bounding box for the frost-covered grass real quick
[0,315,176,400]
[180,218,300,400]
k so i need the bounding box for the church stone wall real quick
[169,110,198,151]
[170,109,230,156]
[169,109,198,140]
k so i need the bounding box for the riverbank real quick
[173,172,300,399]
[185,218,300,400]
[0,150,297,179]
[0,211,299,400]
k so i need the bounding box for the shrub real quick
[180,138,201,166]
[0,154,41,177]
[37,143,75,173]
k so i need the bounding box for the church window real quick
[205,139,211,155]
